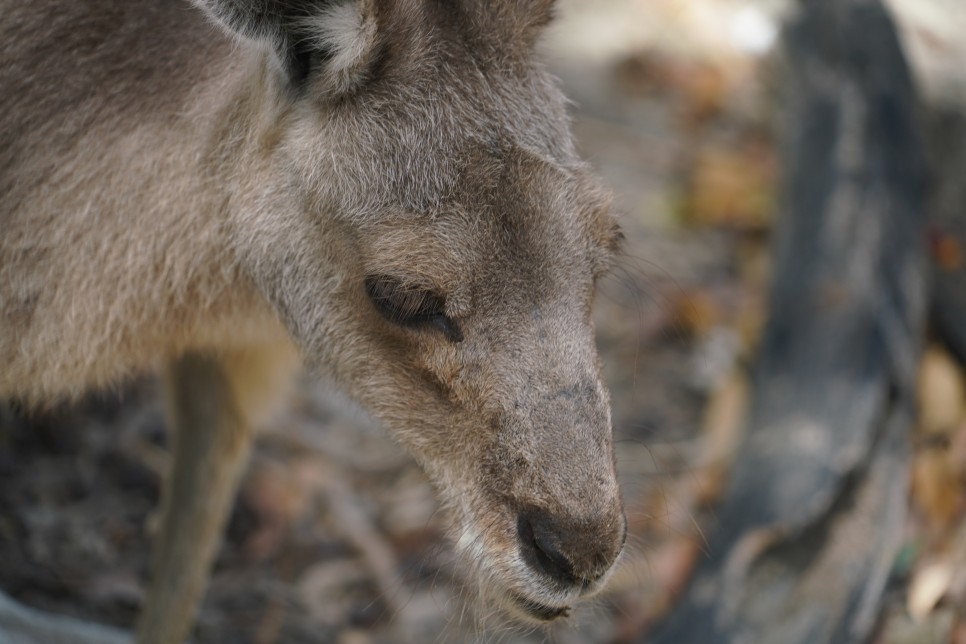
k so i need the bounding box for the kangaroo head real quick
[200,0,625,621]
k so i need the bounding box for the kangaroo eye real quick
[364,275,463,342]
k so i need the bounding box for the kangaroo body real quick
[0,1,626,641]
[2,1,292,398]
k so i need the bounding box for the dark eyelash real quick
[364,276,463,342]
[365,276,443,323]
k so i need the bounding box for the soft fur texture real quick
[1,0,625,634]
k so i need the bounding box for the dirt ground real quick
[1,1,964,643]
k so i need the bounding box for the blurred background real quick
[2,0,966,642]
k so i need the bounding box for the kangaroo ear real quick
[193,0,380,93]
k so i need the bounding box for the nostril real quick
[534,532,581,585]
[517,514,579,586]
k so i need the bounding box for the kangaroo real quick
[0,0,626,641]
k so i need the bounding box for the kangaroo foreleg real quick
[135,351,254,644]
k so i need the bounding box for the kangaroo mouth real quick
[508,591,571,622]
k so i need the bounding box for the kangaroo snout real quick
[517,506,626,589]
[481,480,625,623]
[450,361,626,622]
[458,484,625,623]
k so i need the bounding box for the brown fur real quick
[0,0,625,640]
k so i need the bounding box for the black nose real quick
[517,509,624,588]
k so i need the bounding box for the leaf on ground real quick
[668,289,722,339]
[908,560,953,622]
[913,345,966,531]
[918,345,966,436]
[679,142,776,230]
[928,225,964,272]
[611,52,737,124]
[693,371,748,506]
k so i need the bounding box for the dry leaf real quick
[669,289,722,339]
[913,450,964,531]
[693,371,748,505]
[918,345,966,437]
[913,345,966,530]
[929,225,964,272]
[908,561,953,622]
[680,143,776,230]
[676,62,730,124]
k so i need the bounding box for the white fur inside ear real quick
[303,1,377,81]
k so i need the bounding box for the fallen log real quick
[646,0,928,641]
